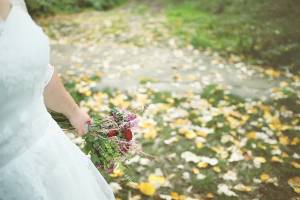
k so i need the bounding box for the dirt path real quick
[39,1,290,99]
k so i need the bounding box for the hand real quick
[67,107,92,136]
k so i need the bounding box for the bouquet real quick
[51,107,146,176]
[82,108,140,173]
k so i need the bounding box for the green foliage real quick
[84,0,125,10]
[83,132,122,170]
[26,0,126,15]
[166,0,300,71]
[53,73,300,198]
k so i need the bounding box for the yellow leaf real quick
[263,111,273,121]
[184,130,197,139]
[196,142,204,149]
[291,162,300,169]
[170,192,186,200]
[144,128,157,140]
[254,157,266,163]
[192,168,200,174]
[271,156,283,163]
[282,152,289,158]
[279,136,289,145]
[213,166,221,173]
[84,90,92,96]
[280,81,289,87]
[247,131,257,140]
[288,177,300,193]
[291,137,300,145]
[260,173,270,183]
[294,187,300,194]
[265,68,280,77]
[233,184,252,192]
[206,193,214,199]
[109,169,124,178]
[196,131,208,137]
[148,175,166,188]
[171,192,179,199]
[110,94,130,108]
[289,177,300,187]
[140,121,154,129]
[197,162,208,169]
[138,182,156,196]
[174,119,190,127]
[227,116,241,129]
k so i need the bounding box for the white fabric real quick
[10,0,28,12]
[0,21,4,36]
[44,64,55,87]
[0,4,115,200]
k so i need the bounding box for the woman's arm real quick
[43,65,91,136]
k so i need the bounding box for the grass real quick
[42,1,300,198]
[49,71,300,199]
[165,0,300,70]
[165,1,241,53]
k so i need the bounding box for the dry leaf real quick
[138,182,156,196]
[288,177,300,194]
[260,173,270,183]
[233,184,252,192]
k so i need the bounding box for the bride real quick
[0,0,115,199]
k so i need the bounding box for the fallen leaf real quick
[288,177,300,194]
[223,170,237,181]
[138,182,156,196]
[271,156,283,163]
[181,151,200,163]
[148,175,166,188]
[253,157,266,168]
[197,162,209,169]
[233,184,252,192]
[217,184,237,197]
[291,161,300,169]
[260,173,270,183]
[279,136,290,145]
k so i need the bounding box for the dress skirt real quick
[0,115,115,200]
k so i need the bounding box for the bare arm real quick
[43,65,91,136]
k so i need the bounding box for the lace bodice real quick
[0,3,55,167]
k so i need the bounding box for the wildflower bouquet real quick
[82,108,140,173]
[51,106,151,177]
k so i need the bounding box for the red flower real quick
[119,142,131,153]
[107,129,118,138]
[122,129,133,141]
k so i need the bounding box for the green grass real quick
[166,1,241,53]
[56,70,300,199]
[165,0,300,70]
[27,0,127,15]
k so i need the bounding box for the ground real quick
[36,1,300,200]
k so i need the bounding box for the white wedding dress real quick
[0,2,115,200]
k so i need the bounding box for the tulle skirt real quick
[0,117,115,200]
